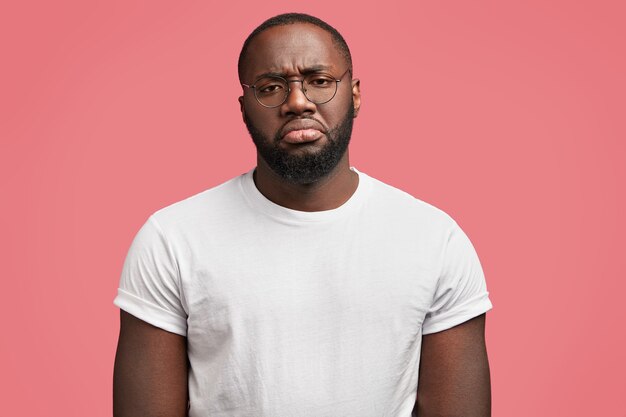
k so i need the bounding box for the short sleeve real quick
[113,216,188,336]
[421,222,492,335]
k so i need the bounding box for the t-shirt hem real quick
[114,288,188,336]
[421,292,493,335]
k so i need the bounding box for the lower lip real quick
[282,129,323,144]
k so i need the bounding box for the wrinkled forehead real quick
[241,23,347,82]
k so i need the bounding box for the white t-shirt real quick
[114,168,492,417]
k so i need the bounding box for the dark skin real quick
[238,24,361,212]
[113,23,491,417]
[414,313,491,417]
[113,311,188,417]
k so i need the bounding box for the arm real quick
[414,313,491,417]
[113,310,189,417]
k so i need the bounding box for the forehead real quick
[242,23,346,80]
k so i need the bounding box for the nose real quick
[280,80,316,116]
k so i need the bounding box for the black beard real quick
[244,105,354,185]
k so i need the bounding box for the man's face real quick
[239,23,361,184]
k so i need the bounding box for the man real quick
[113,13,493,417]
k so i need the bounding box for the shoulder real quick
[149,171,250,234]
[359,171,457,232]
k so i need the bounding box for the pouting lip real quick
[279,119,326,139]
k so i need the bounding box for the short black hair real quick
[238,13,353,82]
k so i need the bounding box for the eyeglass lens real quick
[254,74,339,107]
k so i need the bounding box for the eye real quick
[258,84,283,94]
[307,76,334,88]
[256,79,286,95]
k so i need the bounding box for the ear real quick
[351,78,361,118]
[238,96,246,122]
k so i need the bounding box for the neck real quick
[253,152,359,212]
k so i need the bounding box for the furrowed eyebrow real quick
[299,65,333,75]
[253,65,333,80]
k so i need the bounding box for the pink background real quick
[1,1,624,415]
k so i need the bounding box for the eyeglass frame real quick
[241,68,352,108]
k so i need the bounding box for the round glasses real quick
[241,69,351,108]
